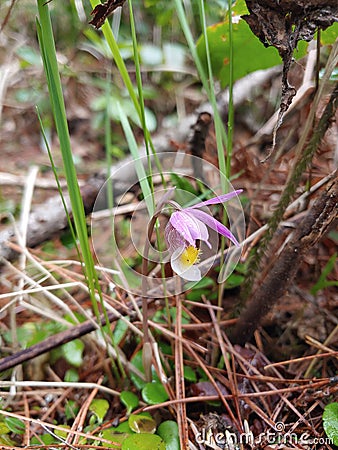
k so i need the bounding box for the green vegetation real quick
[0,0,337,448]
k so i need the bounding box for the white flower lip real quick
[170,246,202,282]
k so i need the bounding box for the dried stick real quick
[0,301,142,373]
[175,291,189,450]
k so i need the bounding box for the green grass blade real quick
[90,0,141,118]
[36,0,125,379]
[226,1,234,179]
[175,0,228,190]
[196,0,227,186]
[36,5,98,309]
[90,0,165,203]
[117,102,154,216]
[36,106,81,269]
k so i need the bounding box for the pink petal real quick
[187,190,243,210]
[169,211,195,246]
[188,209,240,246]
[184,211,210,246]
[170,210,209,247]
[165,223,185,251]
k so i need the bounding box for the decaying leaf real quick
[242,0,338,157]
[89,0,126,29]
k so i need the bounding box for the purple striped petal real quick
[187,190,243,210]
[165,223,185,251]
[188,208,240,246]
[184,211,210,246]
[169,211,201,247]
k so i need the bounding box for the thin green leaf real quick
[101,429,131,448]
[311,253,338,295]
[36,0,123,381]
[4,417,25,435]
[117,102,154,215]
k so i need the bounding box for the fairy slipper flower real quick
[165,190,243,281]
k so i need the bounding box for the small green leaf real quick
[115,421,134,433]
[128,413,156,434]
[320,22,338,46]
[170,173,198,196]
[62,339,84,368]
[4,417,25,435]
[60,230,77,249]
[142,382,169,405]
[323,402,338,446]
[183,365,197,382]
[89,399,109,424]
[65,400,79,421]
[31,433,57,445]
[186,288,212,301]
[130,351,146,390]
[0,421,10,434]
[185,276,216,301]
[120,391,139,415]
[113,318,129,345]
[224,273,245,289]
[9,322,37,348]
[55,425,70,439]
[64,368,79,382]
[130,350,159,389]
[157,421,180,450]
[185,277,214,290]
[122,433,165,450]
[101,429,131,448]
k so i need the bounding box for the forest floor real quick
[0,2,337,449]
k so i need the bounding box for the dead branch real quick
[0,299,143,373]
[0,175,105,263]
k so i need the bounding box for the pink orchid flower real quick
[165,190,243,281]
